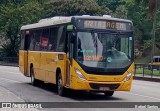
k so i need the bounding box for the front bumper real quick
[70,76,133,91]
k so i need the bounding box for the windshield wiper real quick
[113,32,121,47]
[91,31,98,56]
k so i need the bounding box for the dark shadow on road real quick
[26,81,124,101]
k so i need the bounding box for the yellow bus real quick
[19,15,134,96]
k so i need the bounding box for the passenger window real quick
[57,26,66,52]
[48,27,58,51]
[29,30,35,51]
[34,30,41,51]
[40,28,49,51]
[20,31,25,50]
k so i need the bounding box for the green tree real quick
[96,0,125,12]
[0,1,44,57]
[135,0,160,52]
[113,5,128,18]
[126,0,152,49]
[44,0,111,18]
[125,0,160,58]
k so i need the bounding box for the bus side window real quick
[57,26,66,52]
[40,28,50,51]
[20,31,25,50]
[29,30,35,51]
[34,30,41,51]
[48,27,58,51]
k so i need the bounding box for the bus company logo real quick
[1,103,42,109]
[2,103,12,108]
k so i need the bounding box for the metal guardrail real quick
[0,57,18,66]
[134,63,160,78]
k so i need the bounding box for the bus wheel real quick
[57,74,66,96]
[30,67,38,86]
[104,91,114,97]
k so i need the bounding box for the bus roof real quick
[21,16,72,30]
[20,16,132,30]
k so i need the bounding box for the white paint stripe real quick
[132,84,149,88]
[0,70,20,75]
[0,68,19,71]
[121,91,160,101]
[0,67,19,72]
[133,82,160,89]
[0,81,25,102]
[0,78,21,83]
[0,81,6,86]
[0,66,19,70]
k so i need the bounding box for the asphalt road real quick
[0,65,160,111]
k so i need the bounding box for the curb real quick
[134,76,160,82]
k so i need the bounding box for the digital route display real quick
[77,19,132,31]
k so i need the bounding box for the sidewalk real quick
[134,74,160,82]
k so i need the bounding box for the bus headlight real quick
[75,69,86,80]
[123,72,132,82]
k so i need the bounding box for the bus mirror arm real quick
[70,36,75,43]
[69,43,74,66]
[69,58,72,66]
[70,32,76,43]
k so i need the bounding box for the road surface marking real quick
[133,83,160,89]
[121,92,160,101]
[0,66,18,70]
[0,70,20,75]
[0,78,21,83]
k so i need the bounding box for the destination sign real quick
[77,19,132,31]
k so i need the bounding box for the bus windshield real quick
[77,31,133,69]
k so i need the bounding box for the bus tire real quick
[30,67,38,86]
[57,73,66,96]
[104,91,114,97]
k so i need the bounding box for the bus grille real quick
[89,83,120,90]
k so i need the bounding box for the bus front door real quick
[23,31,30,76]
[66,32,74,86]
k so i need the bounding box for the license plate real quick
[99,87,110,91]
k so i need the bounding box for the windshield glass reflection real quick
[77,32,133,69]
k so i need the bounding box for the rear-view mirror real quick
[70,32,76,43]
